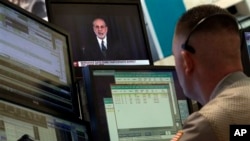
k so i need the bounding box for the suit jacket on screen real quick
[82,36,129,61]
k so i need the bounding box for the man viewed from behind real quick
[171,4,250,141]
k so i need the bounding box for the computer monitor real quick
[0,0,79,119]
[45,0,153,78]
[237,16,250,76]
[0,100,88,141]
[81,65,192,141]
[241,31,250,76]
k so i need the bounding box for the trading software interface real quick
[0,100,88,141]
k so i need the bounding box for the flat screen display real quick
[0,0,79,119]
[81,65,192,141]
[237,17,250,77]
[0,100,88,141]
[241,30,250,76]
[46,0,153,78]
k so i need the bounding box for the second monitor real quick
[81,65,192,141]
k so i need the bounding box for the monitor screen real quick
[0,1,79,119]
[237,17,250,77]
[45,0,153,78]
[240,29,250,76]
[0,100,88,141]
[81,65,192,141]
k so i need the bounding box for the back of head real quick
[176,4,239,36]
[175,4,242,70]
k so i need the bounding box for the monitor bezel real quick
[81,65,193,141]
[240,27,250,77]
[237,17,250,77]
[45,0,154,78]
[0,0,81,121]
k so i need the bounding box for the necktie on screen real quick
[101,40,107,58]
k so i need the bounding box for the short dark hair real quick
[176,4,239,36]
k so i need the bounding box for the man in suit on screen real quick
[82,17,127,61]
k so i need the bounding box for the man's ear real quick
[181,51,194,74]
